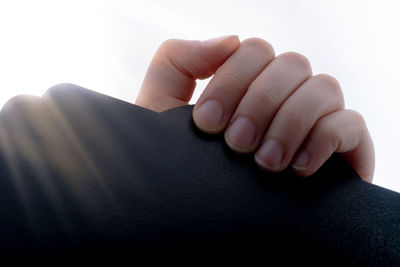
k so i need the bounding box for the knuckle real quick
[277,52,312,75]
[314,73,341,91]
[314,73,345,109]
[316,109,368,153]
[219,69,245,90]
[2,95,40,113]
[252,82,280,107]
[283,106,304,130]
[158,39,196,79]
[158,38,180,54]
[347,109,367,134]
[316,118,340,152]
[241,38,275,57]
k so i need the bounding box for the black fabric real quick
[0,83,399,264]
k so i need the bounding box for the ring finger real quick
[254,74,345,172]
[224,52,312,153]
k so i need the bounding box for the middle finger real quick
[255,74,345,172]
[224,52,312,153]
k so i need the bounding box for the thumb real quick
[135,35,240,112]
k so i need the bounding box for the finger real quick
[192,38,275,134]
[135,35,240,112]
[254,74,345,172]
[290,109,375,183]
[224,52,312,153]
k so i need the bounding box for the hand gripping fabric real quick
[0,84,399,264]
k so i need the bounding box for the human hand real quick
[135,35,375,182]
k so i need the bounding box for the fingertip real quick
[202,35,240,47]
[199,35,240,67]
[192,102,225,134]
[291,150,310,171]
[290,166,312,178]
[224,131,255,154]
[254,153,283,173]
[224,35,240,47]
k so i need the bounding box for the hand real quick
[135,36,375,182]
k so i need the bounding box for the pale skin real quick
[135,35,375,182]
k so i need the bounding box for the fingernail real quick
[292,151,310,171]
[255,139,284,170]
[226,117,256,151]
[194,100,224,131]
[202,35,236,45]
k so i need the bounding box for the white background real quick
[0,0,399,192]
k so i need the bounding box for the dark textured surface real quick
[0,83,399,264]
